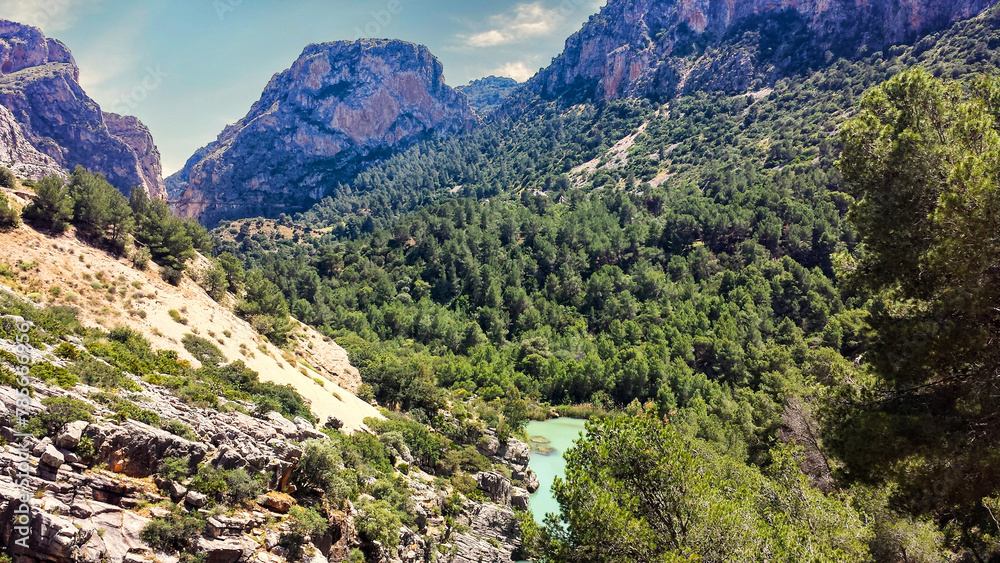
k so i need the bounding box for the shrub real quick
[279,506,329,561]
[53,342,81,360]
[157,456,190,483]
[92,392,159,425]
[292,439,351,501]
[24,397,94,437]
[141,511,204,553]
[132,247,151,270]
[29,362,78,389]
[22,175,73,234]
[355,499,402,550]
[0,193,20,231]
[161,419,197,441]
[182,334,226,366]
[74,435,95,462]
[189,464,264,505]
[0,166,15,188]
[70,355,134,390]
[161,266,184,285]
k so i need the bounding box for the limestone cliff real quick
[510,0,1000,105]
[0,20,166,198]
[170,39,477,227]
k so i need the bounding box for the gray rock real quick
[524,470,540,494]
[475,471,512,506]
[169,481,187,501]
[40,444,65,469]
[32,436,52,457]
[511,488,529,511]
[56,419,89,449]
[169,39,478,227]
[185,490,207,508]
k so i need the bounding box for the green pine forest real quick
[5,4,1000,562]
[205,9,1000,561]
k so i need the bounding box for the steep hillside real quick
[457,76,521,117]
[0,191,374,430]
[506,0,1000,106]
[0,21,166,197]
[0,180,540,563]
[169,39,477,227]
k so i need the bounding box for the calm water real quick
[524,417,588,523]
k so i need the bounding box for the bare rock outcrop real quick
[0,20,166,197]
[169,39,477,227]
[0,104,64,180]
[506,0,1000,107]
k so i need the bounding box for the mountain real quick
[169,39,477,227]
[509,0,1000,105]
[0,104,65,180]
[457,76,521,117]
[0,20,166,198]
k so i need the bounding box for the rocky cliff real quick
[170,39,477,227]
[0,20,166,198]
[511,0,1000,105]
[0,104,65,180]
[457,76,521,117]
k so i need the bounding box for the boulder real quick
[184,490,207,508]
[56,420,89,449]
[40,444,65,470]
[511,487,530,511]
[475,471,512,506]
[524,470,540,494]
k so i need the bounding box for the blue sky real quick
[2,0,605,174]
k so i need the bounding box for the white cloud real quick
[0,0,105,33]
[461,2,565,48]
[493,60,536,82]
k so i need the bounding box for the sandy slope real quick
[0,216,382,432]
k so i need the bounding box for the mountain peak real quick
[170,39,476,226]
[0,20,166,197]
[515,0,1000,104]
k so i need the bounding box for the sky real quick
[1,0,605,175]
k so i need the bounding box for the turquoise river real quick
[524,417,588,523]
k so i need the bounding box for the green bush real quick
[279,506,329,561]
[292,439,351,501]
[0,166,15,188]
[355,499,402,550]
[24,397,94,437]
[28,362,78,389]
[69,355,134,390]
[0,193,20,231]
[189,464,264,505]
[157,456,190,483]
[22,175,73,234]
[141,510,204,553]
[91,392,159,425]
[161,419,197,440]
[182,334,226,366]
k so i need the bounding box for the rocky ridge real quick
[508,0,1000,106]
[0,302,535,563]
[0,20,166,198]
[169,39,477,227]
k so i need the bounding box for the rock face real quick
[510,0,1000,105]
[457,76,521,117]
[170,39,477,227]
[0,20,166,197]
[0,104,65,180]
